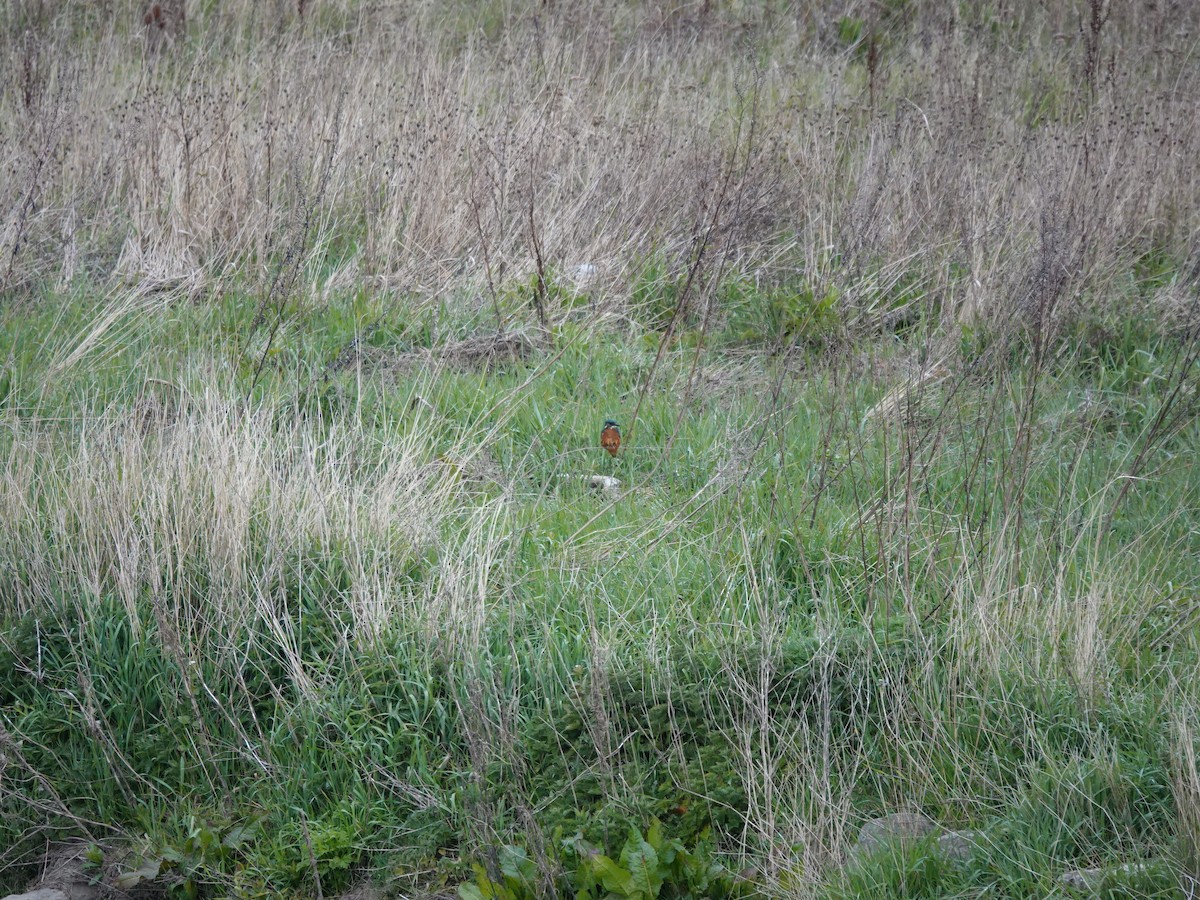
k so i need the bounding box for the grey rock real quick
[1059,861,1161,892]
[852,812,938,859]
[1059,868,1099,890]
[935,829,979,862]
[1,891,70,900]
[587,474,622,494]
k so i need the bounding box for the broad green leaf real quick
[645,818,663,851]
[499,844,537,886]
[620,833,663,899]
[222,821,258,849]
[460,862,516,900]
[114,858,163,890]
[590,855,633,895]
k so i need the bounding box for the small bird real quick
[600,420,621,457]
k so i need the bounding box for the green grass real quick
[1,271,1198,897]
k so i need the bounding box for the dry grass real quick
[1173,706,1200,889]
[0,382,457,649]
[2,1,1197,338]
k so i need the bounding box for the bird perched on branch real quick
[600,420,621,457]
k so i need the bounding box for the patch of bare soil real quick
[8,842,103,900]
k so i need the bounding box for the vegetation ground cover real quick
[1,2,1198,897]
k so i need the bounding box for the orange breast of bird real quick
[600,422,621,457]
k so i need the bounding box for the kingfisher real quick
[600,420,621,457]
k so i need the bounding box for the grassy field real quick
[1,1,1199,897]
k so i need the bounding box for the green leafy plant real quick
[459,821,731,900]
[116,815,260,899]
[457,845,540,900]
[82,844,104,885]
[567,820,731,900]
